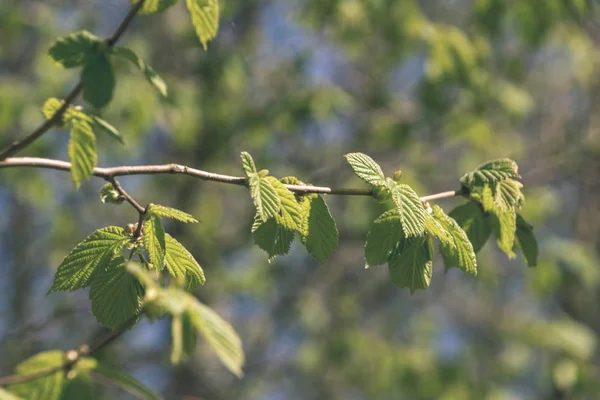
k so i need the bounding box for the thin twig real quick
[108,178,145,214]
[0,157,461,202]
[0,0,146,161]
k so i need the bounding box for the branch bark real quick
[0,0,146,161]
[0,156,461,203]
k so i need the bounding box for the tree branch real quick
[0,157,462,203]
[0,0,146,161]
[108,178,145,214]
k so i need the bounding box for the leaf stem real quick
[0,0,147,161]
[0,157,461,203]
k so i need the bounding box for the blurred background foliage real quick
[1,0,600,399]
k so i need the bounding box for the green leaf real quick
[265,177,302,231]
[170,312,197,364]
[280,176,300,185]
[41,98,64,121]
[90,116,126,145]
[460,158,520,188]
[515,214,538,267]
[187,301,245,377]
[432,206,477,275]
[165,233,205,290]
[240,152,257,177]
[147,203,198,223]
[424,213,454,248]
[495,179,524,211]
[344,152,386,186]
[48,226,130,293]
[82,53,115,108]
[90,255,143,330]
[143,216,166,270]
[252,216,294,260]
[7,351,65,400]
[449,202,492,253]
[492,209,517,258]
[248,174,281,223]
[68,120,97,189]
[0,388,22,400]
[61,358,98,400]
[100,183,124,204]
[364,208,403,266]
[48,31,101,68]
[92,363,161,400]
[110,47,167,97]
[390,182,427,237]
[299,194,339,262]
[185,0,220,50]
[388,237,434,294]
[132,0,179,15]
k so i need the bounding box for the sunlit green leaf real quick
[299,194,338,262]
[433,206,477,275]
[48,31,101,68]
[7,351,64,400]
[248,174,281,223]
[165,233,205,289]
[147,204,198,223]
[252,216,294,260]
[110,47,167,97]
[344,152,386,186]
[132,0,179,15]
[449,201,492,253]
[185,0,220,50]
[143,216,166,270]
[240,152,257,177]
[389,182,427,237]
[90,115,126,145]
[364,208,403,266]
[265,177,302,231]
[68,120,96,189]
[388,237,434,294]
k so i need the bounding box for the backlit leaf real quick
[147,204,198,223]
[185,0,220,50]
[7,351,64,400]
[364,208,403,266]
[143,216,166,270]
[344,152,386,186]
[433,206,477,275]
[299,194,339,262]
[110,47,167,97]
[388,237,434,294]
[68,120,97,189]
[165,233,205,290]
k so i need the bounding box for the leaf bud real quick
[392,170,403,182]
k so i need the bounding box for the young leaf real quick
[48,31,101,68]
[515,214,538,267]
[265,177,302,231]
[60,358,98,400]
[248,174,281,223]
[82,53,115,108]
[170,312,198,364]
[344,152,386,186]
[100,183,124,204]
[41,98,64,121]
[432,206,477,275]
[252,216,294,260]
[449,202,492,253]
[68,120,97,189]
[147,203,198,223]
[110,47,167,97]
[495,179,524,211]
[187,301,245,377]
[364,208,403,266]
[165,233,206,290]
[390,182,427,237]
[91,115,126,145]
[132,0,179,15]
[460,158,520,188]
[185,0,220,50]
[299,194,339,262]
[492,209,517,258]
[92,363,161,400]
[7,351,65,400]
[48,226,131,293]
[240,152,257,177]
[424,213,454,248]
[143,216,166,270]
[90,255,143,330]
[388,237,434,294]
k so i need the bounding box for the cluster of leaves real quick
[241,152,339,262]
[3,351,160,400]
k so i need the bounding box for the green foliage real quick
[48,227,131,293]
[170,312,197,364]
[92,362,161,400]
[143,216,167,270]
[248,174,281,223]
[100,183,124,204]
[252,216,294,260]
[0,388,22,400]
[67,120,97,189]
[147,203,199,223]
[364,209,403,266]
[165,233,206,289]
[240,152,257,176]
[389,181,427,237]
[7,351,64,400]
[127,263,244,377]
[110,47,168,97]
[299,194,338,262]
[90,116,125,145]
[90,255,144,329]
[265,177,302,231]
[448,202,492,253]
[344,152,386,186]
[515,214,538,267]
[185,0,220,50]
[432,206,477,275]
[388,237,434,294]
[41,98,64,121]
[81,53,115,108]
[133,0,179,15]
[48,31,101,68]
